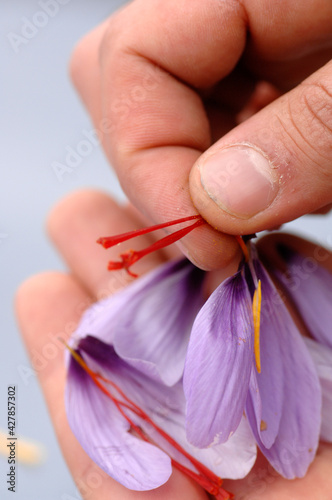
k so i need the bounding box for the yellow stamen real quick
[252,280,262,373]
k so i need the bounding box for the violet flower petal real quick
[304,337,332,442]
[245,257,284,449]
[113,259,205,386]
[66,356,172,490]
[81,336,256,479]
[151,413,257,480]
[184,271,254,448]
[275,244,332,348]
[67,336,256,484]
[70,259,205,386]
[246,261,322,478]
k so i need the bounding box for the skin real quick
[16,0,332,497]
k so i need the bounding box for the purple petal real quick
[68,289,126,348]
[113,259,205,386]
[150,410,257,480]
[246,257,284,449]
[275,244,332,348]
[246,261,321,478]
[70,259,205,386]
[75,336,257,480]
[184,270,254,448]
[65,355,172,490]
[304,337,332,442]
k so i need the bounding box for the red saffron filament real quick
[97,215,203,249]
[67,345,233,499]
[97,215,206,277]
[97,214,249,277]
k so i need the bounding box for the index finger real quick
[71,0,244,270]
[71,0,332,269]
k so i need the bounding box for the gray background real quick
[1,1,331,499]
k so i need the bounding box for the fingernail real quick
[199,145,278,218]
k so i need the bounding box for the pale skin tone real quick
[16,0,332,498]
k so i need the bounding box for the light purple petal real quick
[275,244,332,348]
[304,337,332,442]
[152,413,257,480]
[73,336,257,481]
[65,356,172,490]
[68,291,126,348]
[113,259,205,386]
[70,259,205,386]
[246,261,321,478]
[245,257,284,449]
[184,270,254,448]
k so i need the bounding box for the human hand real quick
[69,0,332,271]
[16,190,332,499]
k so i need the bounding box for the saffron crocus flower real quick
[74,215,325,486]
[183,243,322,479]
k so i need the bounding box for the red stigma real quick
[98,214,249,277]
[67,346,234,499]
[97,215,206,276]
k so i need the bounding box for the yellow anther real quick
[252,280,262,373]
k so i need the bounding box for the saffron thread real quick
[97,215,203,249]
[98,214,250,277]
[101,216,206,277]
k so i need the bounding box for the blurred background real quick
[1,1,125,499]
[1,1,331,499]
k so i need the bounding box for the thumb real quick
[190,60,332,235]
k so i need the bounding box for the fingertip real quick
[15,271,69,323]
[46,188,118,242]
